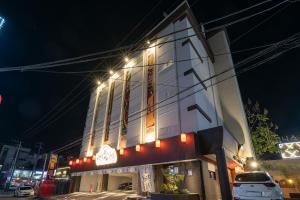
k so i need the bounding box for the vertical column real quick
[215,148,232,200]
[87,87,101,156]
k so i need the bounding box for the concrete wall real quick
[79,174,100,192]
[201,160,222,200]
[207,30,254,159]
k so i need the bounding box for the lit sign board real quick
[279,142,300,159]
[95,145,118,166]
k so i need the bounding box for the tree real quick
[245,99,280,157]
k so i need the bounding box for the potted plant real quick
[151,169,200,200]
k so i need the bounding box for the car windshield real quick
[20,186,32,190]
[235,173,270,182]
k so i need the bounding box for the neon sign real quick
[95,145,118,166]
[0,17,5,30]
[279,142,300,159]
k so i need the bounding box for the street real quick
[0,191,145,200]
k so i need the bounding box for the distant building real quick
[0,144,34,172]
[69,2,254,199]
[0,144,44,187]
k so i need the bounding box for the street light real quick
[250,161,258,169]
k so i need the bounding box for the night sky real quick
[0,0,299,154]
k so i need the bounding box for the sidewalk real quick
[0,190,13,198]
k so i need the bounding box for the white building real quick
[69,2,254,199]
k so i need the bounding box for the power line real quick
[20,0,165,140]
[26,32,300,141]
[53,47,292,154]
[24,89,91,138]
[231,3,291,45]
[203,0,277,25]
[18,1,298,142]
[92,33,300,132]
[1,0,296,74]
[206,0,289,32]
[22,41,282,76]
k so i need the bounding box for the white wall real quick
[207,30,254,158]
[79,174,99,192]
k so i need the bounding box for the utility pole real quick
[8,141,22,185]
[31,142,44,180]
[41,153,48,181]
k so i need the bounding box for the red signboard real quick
[146,53,155,140]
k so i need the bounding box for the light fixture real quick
[75,159,80,164]
[120,148,124,155]
[181,133,187,143]
[86,149,94,157]
[147,40,151,45]
[97,80,101,86]
[83,157,87,163]
[155,140,160,148]
[136,144,141,152]
[92,155,96,161]
[287,179,294,184]
[124,57,129,62]
[145,133,155,143]
[109,70,114,75]
[250,161,258,169]
[68,160,73,166]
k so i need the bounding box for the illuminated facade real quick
[69,2,254,199]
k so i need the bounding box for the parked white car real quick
[14,186,35,197]
[233,171,283,200]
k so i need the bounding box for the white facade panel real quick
[108,75,123,148]
[127,55,144,147]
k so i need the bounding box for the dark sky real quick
[0,0,299,154]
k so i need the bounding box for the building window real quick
[119,70,131,148]
[145,51,156,143]
[208,170,216,180]
[104,81,115,142]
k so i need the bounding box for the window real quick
[235,173,270,182]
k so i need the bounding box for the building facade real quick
[69,2,254,199]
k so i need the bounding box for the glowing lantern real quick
[68,160,73,166]
[136,144,141,152]
[75,159,80,164]
[181,133,187,143]
[120,148,124,155]
[92,155,96,160]
[83,157,87,163]
[155,140,160,148]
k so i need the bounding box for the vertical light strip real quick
[119,70,131,148]
[145,48,156,143]
[104,81,115,142]
[86,87,101,156]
